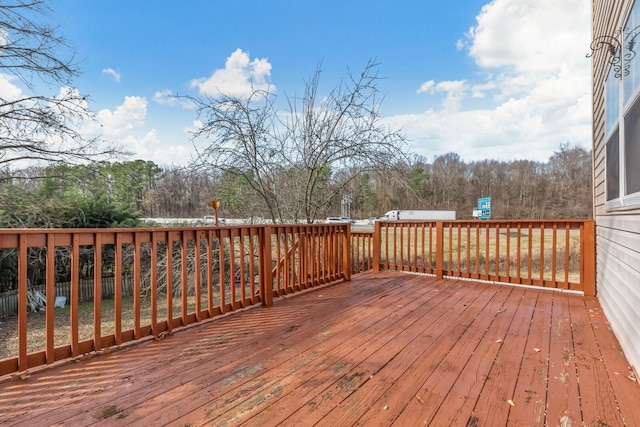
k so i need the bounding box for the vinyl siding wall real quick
[592,0,640,373]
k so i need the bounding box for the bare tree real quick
[0,1,117,176]
[188,60,408,223]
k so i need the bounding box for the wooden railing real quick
[0,219,596,377]
[0,224,350,376]
[373,220,595,295]
[351,231,374,274]
[267,224,351,302]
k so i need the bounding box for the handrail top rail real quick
[376,219,593,224]
[0,223,351,235]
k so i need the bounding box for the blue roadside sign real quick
[477,197,491,219]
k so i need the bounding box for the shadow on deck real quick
[1,271,639,426]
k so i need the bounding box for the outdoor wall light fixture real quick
[588,25,640,78]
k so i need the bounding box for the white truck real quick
[380,210,457,221]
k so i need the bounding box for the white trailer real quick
[381,210,457,221]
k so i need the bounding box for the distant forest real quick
[0,144,592,228]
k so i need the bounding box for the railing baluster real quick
[540,223,545,286]
[504,223,511,281]
[466,224,471,278]
[428,225,433,272]
[527,224,533,281]
[239,229,247,304]
[400,222,405,270]
[249,229,256,301]
[165,232,173,333]
[180,232,188,324]
[46,233,55,363]
[413,223,420,271]
[18,234,28,371]
[420,224,426,272]
[151,231,159,334]
[94,233,103,351]
[194,230,202,320]
[456,224,461,276]
[260,226,274,307]
[495,223,500,279]
[274,228,281,293]
[516,224,522,281]
[436,221,443,280]
[70,233,80,357]
[229,229,237,304]
[383,225,389,270]
[218,229,226,313]
[310,226,317,283]
[206,230,214,315]
[564,224,570,287]
[551,224,558,287]
[484,223,490,279]
[343,225,351,281]
[133,232,141,338]
[474,223,480,276]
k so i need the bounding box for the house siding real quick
[592,0,640,372]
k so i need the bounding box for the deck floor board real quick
[1,272,639,426]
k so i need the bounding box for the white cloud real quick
[153,89,175,105]
[120,129,189,165]
[102,68,121,82]
[0,74,23,101]
[95,96,147,136]
[417,79,469,112]
[402,0,591,162]
[189,48,275,98]
[84,96,195,165]
[416,80,435,94]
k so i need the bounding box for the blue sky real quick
[36,0,591,166]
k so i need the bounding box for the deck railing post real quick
[583,220,596,296]
[71,233,80,357]
[343,224,351,281]
[373,220,381,272]
[436,221,444,280]
[18,233,27,372]
[260,226,274,307]
[93,233,103,352]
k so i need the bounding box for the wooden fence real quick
[0,276,134,319]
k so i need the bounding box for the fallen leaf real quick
[496,339,503,343]
[12,371,29,381]
[507,399,515,407]
[533,348,541,352]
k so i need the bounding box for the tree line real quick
[0,143,592,229]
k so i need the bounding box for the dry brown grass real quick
[0,287,249,361]
[0,295,198,360]
[378,226,583,282]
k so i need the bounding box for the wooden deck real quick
[1,272,639,426]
